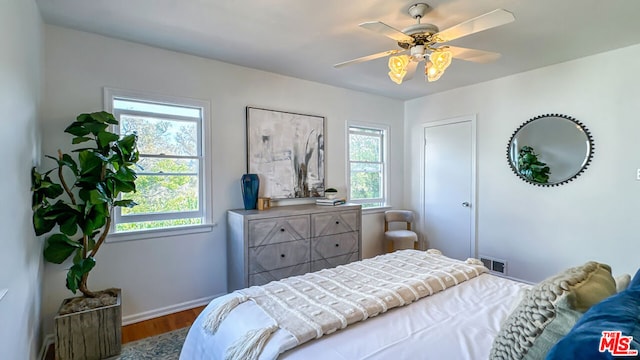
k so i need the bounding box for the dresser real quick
[227,203,362,291]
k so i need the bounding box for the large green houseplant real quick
[32,111,139,359]
[31,111,139,297]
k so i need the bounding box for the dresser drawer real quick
[312,210,359,237]
[249,263,310,286]
[249,239,310,274]
[248,215,310,247]
[227,204,361,291]
[311,252,359,272]
[311,232,359,260]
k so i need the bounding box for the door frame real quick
[420,115,478,258]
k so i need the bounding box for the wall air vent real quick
[479,255,507,275]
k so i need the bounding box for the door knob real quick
[461,202,470,207]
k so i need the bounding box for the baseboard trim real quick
[491,273,535,285]
[39,334,54,360]
[122,293,224,326]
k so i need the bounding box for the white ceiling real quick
[36,0,640,100]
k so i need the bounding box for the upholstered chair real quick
[384,210,419,252]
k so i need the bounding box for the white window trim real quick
[347,122,390,211]
[103,87,212,241]
[107,223,215,243]
[111,106,203,224]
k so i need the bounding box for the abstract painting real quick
[246,107,325,199]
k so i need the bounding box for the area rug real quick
[116,327,189,360]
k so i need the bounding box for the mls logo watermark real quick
[599,331,638,356]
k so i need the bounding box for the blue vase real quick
[241,174,260,210]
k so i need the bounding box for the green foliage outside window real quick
[349,127,384,207]
[349,132,380,162]
[116,114,202,231]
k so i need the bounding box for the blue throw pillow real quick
[547,269,640,359]
[631,268,640,289]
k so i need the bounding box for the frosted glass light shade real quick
[426,51,452,82]
[388,55,410,84]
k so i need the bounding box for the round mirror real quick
[507,114,594,186]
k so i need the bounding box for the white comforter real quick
[180,266,529,359]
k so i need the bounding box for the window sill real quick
[362,205,392,215]
[107,223,216,243]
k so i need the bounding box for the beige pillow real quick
[490,261,616,360]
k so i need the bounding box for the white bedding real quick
[180,272,530,360]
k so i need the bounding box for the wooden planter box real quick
[54,289,122,360]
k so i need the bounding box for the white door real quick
[423,116,475,261]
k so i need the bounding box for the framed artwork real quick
[246,107,325,199]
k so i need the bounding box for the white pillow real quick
[615,273,631,292]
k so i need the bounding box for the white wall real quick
[406,44,640,283]
[40,25,404,334]
[0,0,43,359]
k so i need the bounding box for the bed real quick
[180,248,639,360]
[180,249,531,360]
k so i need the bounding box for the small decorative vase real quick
[241,174,260,210]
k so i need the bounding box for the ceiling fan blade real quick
[445,46,501,63]
[333,49,406,68]
[359,21,414,43]
[433,9,515,43]
[403,61,419,81]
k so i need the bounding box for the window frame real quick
[104,87,213,241]
[347,123,389,210]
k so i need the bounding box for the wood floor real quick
[121,305,206,343]
[45,305,206,359]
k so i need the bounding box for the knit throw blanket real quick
[203,249,487,360]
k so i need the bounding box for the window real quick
[348,124,388,208]
[105,88,210,235]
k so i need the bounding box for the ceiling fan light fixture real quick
[338,6,512,85]
[388,54,410,84]
[426,50,452,82]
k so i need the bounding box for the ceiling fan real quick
[334,3,515,84]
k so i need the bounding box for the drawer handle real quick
[335,221,340,224]
[280,254,285,258]
[335,243,340,247]
[280,228,285,232]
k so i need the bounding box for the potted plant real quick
[324,187,338,199]
[517,145,551,183]
[31,111,139,360]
